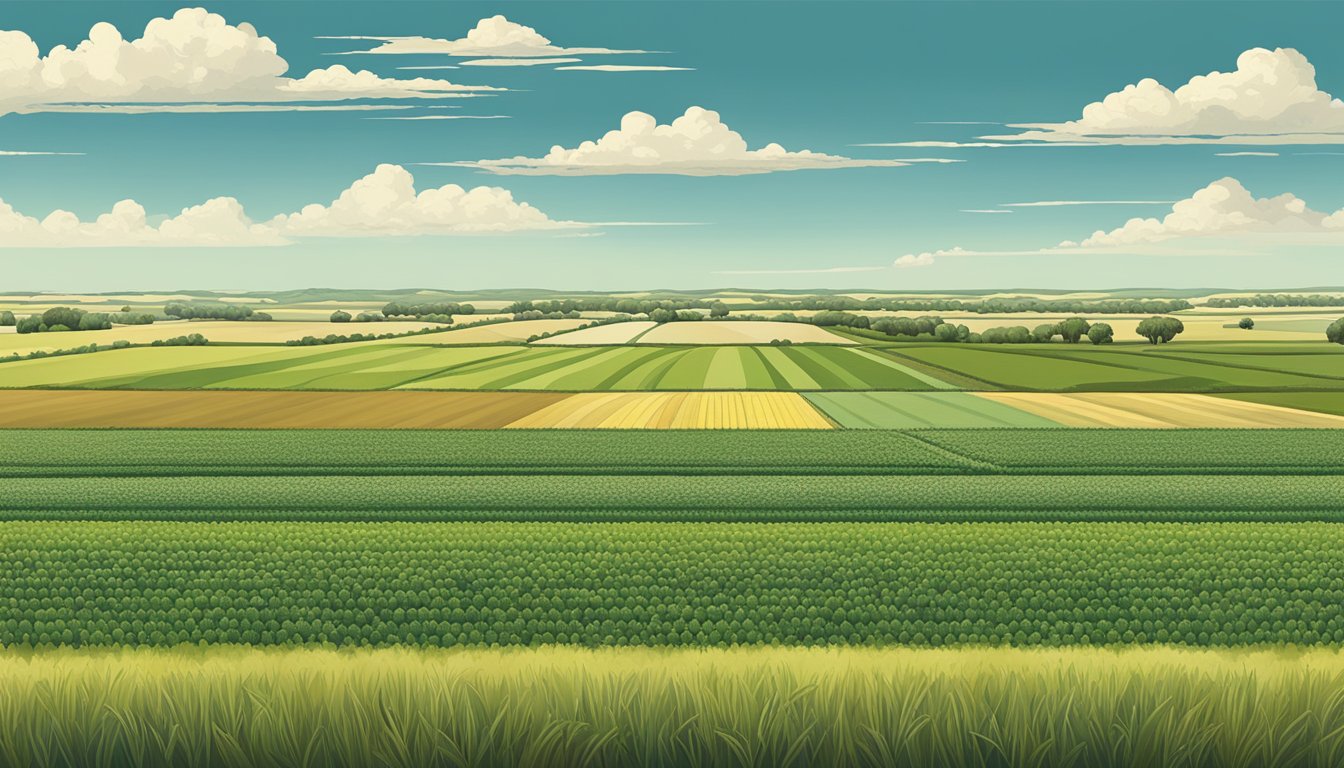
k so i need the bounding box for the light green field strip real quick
[806,392,1065,428]
[302,347,526,390]
[541,347,659,389]
[0,346,333,389]
[203,347,430,389]
[656,348,721,389]
[790,347,870,389]
[845,348,959,390]
[505,348,630,390]
[705,347,749,389]
[617,348,694,389]
[397,348,581,389]
[755,347,821,389]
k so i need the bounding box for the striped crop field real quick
[504,392,833,429]
[0,343,952,391]
[633,320,855,345]
[0,390,571,429]
[807,392,1061,428]
[531,320,657,345]
[978,392,1344,428]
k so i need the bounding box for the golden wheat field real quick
[0,320,445,356]
[505,391,834,429]
[531,320,658,345]
[976,392,1344,428]
[636,321,855,345]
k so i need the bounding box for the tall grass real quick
[2,645,1344,767]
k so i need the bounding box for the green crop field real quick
[0,343,948,391]
[3,520,1343,647]
[806,392,1060,428]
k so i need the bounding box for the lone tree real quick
[330,310,352,323]
[0,311,14,326]
[1136,316,1185,345]
[709,302,730,318]
[1238,317,1255,330]
[1087,323,1114,345]
[1328,318,1344,344]
[1058,317,1092,343]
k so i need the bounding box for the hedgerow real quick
[2,521,1342,647]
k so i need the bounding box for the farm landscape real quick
[5,1,1344,766]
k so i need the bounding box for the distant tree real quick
[1328,318,1344,344]
[42,307,85,329]
[709,302,730,318]
[649,308,676,323]
[330,310,352,323]
[15,316,42,334]
[1058,317,1092,343]
[1032,323,1059,343]
[1136,316,1185,345]
[1087,323,1114,345]
[77,312,112,331]
[120,306,132,313]
[933,323,959,342]
[0,311,14,326]
[1238,317,1255,330]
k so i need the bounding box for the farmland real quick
[1,288,1343,766]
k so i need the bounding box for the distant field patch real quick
[976,392,1344,428]
[807,392,1059,428]
[369,319,588,345]
[532,321,657,345]
[1214,392,1344,418]
[0,321,443,356]
[505,392,833,429]
[635,321,854,345]
[0,390,568,429]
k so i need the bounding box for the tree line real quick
[164,302,270,321]
[1206,293,1344,308]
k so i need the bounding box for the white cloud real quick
[0,197,282,248]
[1216,151,1280,157]
[893,252,938,268]
[270,164,570,236]
[459,58,580,67]
[448,107,947,176]
[0,150,82,156]
[1071,177,1344,247]
[896,178,1344,267]
[0,164,579,248]
[0,8,497,116]
[986,48,1344,146]
[556,65,693,72]
[323,15,646,58]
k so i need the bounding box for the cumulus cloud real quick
[895,178,1344,267]
[994,48,1344,146]
[1068,177,1344,247]
[0,164,576,248]
[323,15,646,59]
[0,8,497,116]
[445,107,949,176]
[0,197,283,248]
[269,164,569,236]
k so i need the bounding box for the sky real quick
[1,0,1343,292]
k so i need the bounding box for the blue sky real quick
[1,0,1342,291]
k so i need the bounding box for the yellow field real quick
[0,320,444,355]
[636,321,854,345]
[505,392,834,429]
[532,321,657,345]
[977,392,1344,428]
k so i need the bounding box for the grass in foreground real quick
[3,645,1344,768]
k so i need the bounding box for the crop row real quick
[2,475,1341,516]
[3,521,1344,647]
[5,429,1344,478]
